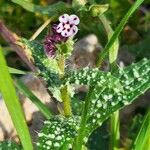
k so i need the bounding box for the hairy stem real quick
[58,55,72,117]
[60,85,72,117]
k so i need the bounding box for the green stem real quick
[110,111,120,150]
[60,85,72,117]
[58,55,72,117]
[73,86,94,150]
[100,14,120,150]
[29,18,52,41]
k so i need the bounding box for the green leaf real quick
[131,110,150,150]
[87,58,150,132]
[99,14,119,64]
[20,38,63,101]
[96,0,144,67]
[63,67,119,87]
[11,0,71,17]
[15,79,53,119]
[8,67,27,75]
[64,58,150,137]
[37,115,80,150]
[0,47,33,150]
[0,140,22,150]
[20,38,61,88]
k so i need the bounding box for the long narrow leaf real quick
[96,0,144,67]
[8,67,27,75]
[132,110,150,150]
[15,79,53,119]
[0,47,33,150]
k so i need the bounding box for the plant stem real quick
[30,18,52,41]
[110,111,120,150]
[100,14,120,150]
[58,55,72,117]
[60,85,72,117]
[73,86,94,150]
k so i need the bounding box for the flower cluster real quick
[44,14,80,58]
[56,14,80,37]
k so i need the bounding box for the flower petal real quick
[56,23,64,33]
[70,25,78,36]
[59,14,69,23]
[61,29,71,37]
[69,15,80,25]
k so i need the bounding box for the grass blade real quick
[0,47,33,150]
[132,110,150,150]
[15,79,53,119]
[96,0,144,67]
[8,67,27,75]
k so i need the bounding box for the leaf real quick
[15,79,53,119]
[0,140,22,150]
[63,67,120,88]
[99,14,119,64]
[11,0,71,17]
[20,38,63,101]
[87,58,150,132]
[8,67,27,75]
[37,115,80,150]
[0,47,33,150]
[64,58,150,136]
[131,110,150,150]
[96,0,144,67]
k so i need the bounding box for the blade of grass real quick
[0,47,33,150]
[15,79,53,119]
[132,110,150,150]
[8,67,27,75]
[96,0,144,67]
[30,18,52,41]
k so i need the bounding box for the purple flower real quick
[56,14,80,37]
[44,14,80,57]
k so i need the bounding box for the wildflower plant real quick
[0,0,150,150]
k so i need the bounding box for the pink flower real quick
[56,14,80,37]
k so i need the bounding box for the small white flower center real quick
[64,24,70,30]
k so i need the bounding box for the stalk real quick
[73,86,94,150]
[99,14,120,150]
[58,55,72,117]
